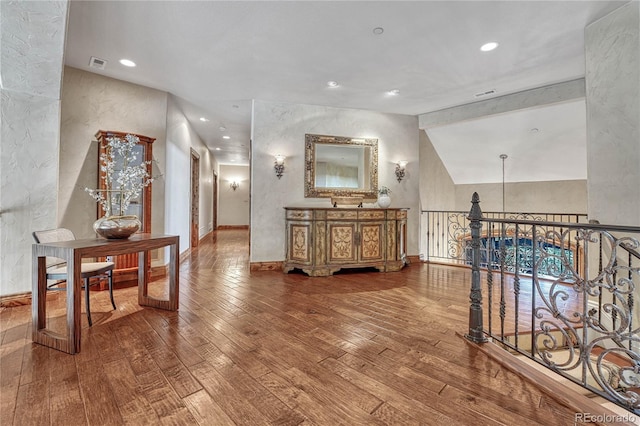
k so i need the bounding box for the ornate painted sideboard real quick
[284,207,408,276]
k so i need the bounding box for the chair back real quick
[33,228,76,267]
[33,228,76,244]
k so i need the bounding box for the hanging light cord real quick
[500,154,508,212]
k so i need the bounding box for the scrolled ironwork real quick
[530,226,640,413]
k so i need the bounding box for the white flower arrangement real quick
[85,134,154,217]
[378,186,392,196]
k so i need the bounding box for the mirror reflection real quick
[305,134,378,200]
[314,144,370,189]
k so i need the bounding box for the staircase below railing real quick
[459,193,639,415]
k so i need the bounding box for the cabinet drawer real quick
[326,210,357,220]
[358,210,385,220]
[396,210,407,219]
[286,210,313,220]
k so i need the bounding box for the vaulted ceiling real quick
[64,1,626,182]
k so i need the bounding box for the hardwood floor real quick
[1,229,581,425]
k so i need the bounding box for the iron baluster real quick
[465,193,488,343]
[612,258,618,331]
[487,223,494,337]
[531,224,537,358]
[500,222,506,341]
[514,224,521,349]
[630,250,634,351]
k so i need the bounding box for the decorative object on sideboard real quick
[395,160,407,182]
[378,186,392,208]
[86,133,154,239]
[93,215,141,239]
[274,154,285,179]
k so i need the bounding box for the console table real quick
[32,234,179,354]
[284,207,408,276]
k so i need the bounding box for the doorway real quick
[190,149,200,249]
[212,171,218,231]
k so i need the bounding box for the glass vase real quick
[93,215,141,239]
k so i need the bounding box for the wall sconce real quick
[395,160,408,182]
[274,154,285,179]
[230,181,239,191]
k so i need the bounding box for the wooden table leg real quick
[32,250,47,332]
[66,250,82,354]
[169,241,178,310]
[137,241,179,311]
[138,249,147,304]
[32,246,80,354]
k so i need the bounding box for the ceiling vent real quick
[474,89,496,98]
[89,56,107,70]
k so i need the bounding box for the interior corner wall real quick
[250,100,420,263]
[419,129,455,211]
[585,1,640,227]
[165,94,218,252]
[218,165,250,226]
[59,67,168,242]
[0,1,68,296]
[454,180,588,213]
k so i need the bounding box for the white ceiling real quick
[64,1,625,179]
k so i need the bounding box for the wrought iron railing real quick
[462,193,640,415]
[421,209,588,268]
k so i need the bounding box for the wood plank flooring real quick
[1,230,581,425]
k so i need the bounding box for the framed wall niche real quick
[94,130,155,287]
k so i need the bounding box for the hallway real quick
[0,229,580,425]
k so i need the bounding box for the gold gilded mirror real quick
[304,134,378,200]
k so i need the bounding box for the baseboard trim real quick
[199,231,212,244]
[250,261,283,272]
[150,265,168,280]
[406,255,421,264]
[0,291,32,307]
[217,225,249,230]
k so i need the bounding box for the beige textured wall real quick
[419,129,455,211]
[59,67,168,240]
[251,100,420,263]
[165,95,219,248]
[454,180,587,213]
[1,1,68,296]
[586,1,640,227]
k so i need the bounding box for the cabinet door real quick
[287,221,313,265]
[328,222,357,263]
[358,222,384,262]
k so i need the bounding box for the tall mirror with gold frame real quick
[304,134,378,201]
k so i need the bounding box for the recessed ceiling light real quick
[199,117,209,122]
[119,58,136,67]
[373,27,384,35]
[219,126,226,131]
[230,159,235,162]
[327,81,339,88]
[215,147,221,151]
[223,135,231,139]
[480,42,499,52]
[530,128,539,133]
[387,89,400,96]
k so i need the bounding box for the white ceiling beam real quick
[419,79,585,129]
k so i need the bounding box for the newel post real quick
[465,192,488,343]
